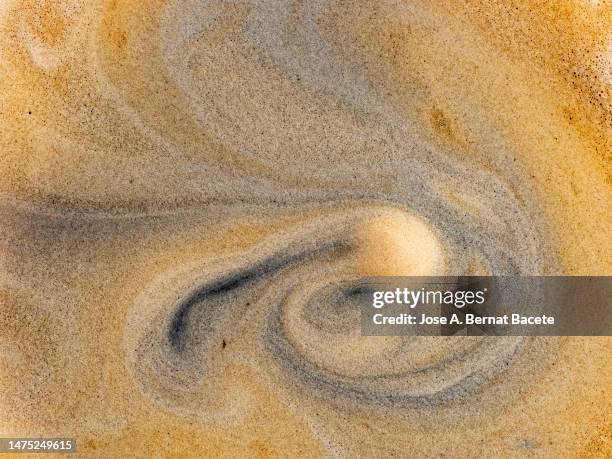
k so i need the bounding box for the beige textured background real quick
[0,1,610,457]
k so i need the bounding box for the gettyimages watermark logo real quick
[360,277,612,336]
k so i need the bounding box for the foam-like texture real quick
[0,0,610,457]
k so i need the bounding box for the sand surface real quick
[0,0,610,457]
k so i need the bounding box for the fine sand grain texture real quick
[0,0,611,457]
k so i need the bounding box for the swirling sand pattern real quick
[0,0,610,457]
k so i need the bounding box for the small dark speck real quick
[222,340,226,349]
[27,111,32,115]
